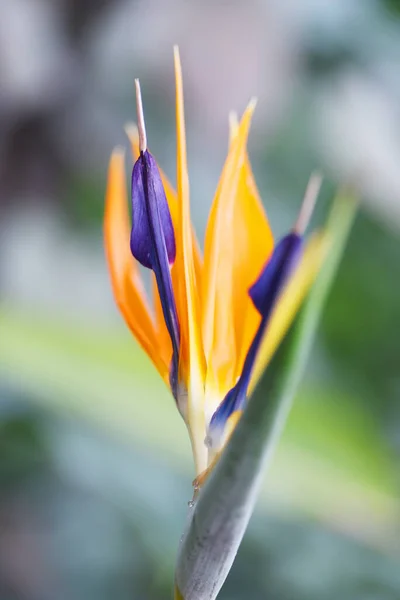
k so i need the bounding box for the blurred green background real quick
[0,0,399,599]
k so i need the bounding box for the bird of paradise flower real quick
[105,46,327,482]
[103,45,360,600]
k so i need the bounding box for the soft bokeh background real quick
[1,1,399,598]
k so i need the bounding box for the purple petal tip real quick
[130,150,176,269]
[249,232,302,315]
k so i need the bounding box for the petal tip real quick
[173,45,183,77]
[124,122,139,141]
[111,146,125,159]
[134,78,147,152]
[247,96,258,113]
[293,171,323,235]
[249,232,302,316]
[228,111,239,142]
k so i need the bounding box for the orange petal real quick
[173,48,205,375]
[202,102,256,398]
[104,149,168,381]
[151,272,173,367]
[228,113,274,379]
[174,47,208,473]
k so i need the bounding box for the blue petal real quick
[130,150,176,268]
[208,232,302,446]
[130,150,180,397]
[249,233,302,316]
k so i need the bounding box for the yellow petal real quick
[228,113,274,379]
[202,102,256,399]
[104,149,168,381]
[248,230,331,394]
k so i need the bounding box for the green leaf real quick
[174,192,358,600]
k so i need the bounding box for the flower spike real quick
[106,50,328,471]
[130,79,180,395]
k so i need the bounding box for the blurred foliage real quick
[67,174,106,232]
[383,0,400,17]
[0,388,399,600]
[1,301,398,538]
[0,394,49,488]
[322,214,400,421]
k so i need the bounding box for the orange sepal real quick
[104,149,168,381]
[228,114,274,378]
[173,47,205,384]
[202,102,257,397]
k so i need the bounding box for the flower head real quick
[105,47,325,477]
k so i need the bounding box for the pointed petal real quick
[202,102,256,399]
[174,47,204,371]
[104,149,168,379]
[152,272,173,367]
[130,150,176,267]
[174,46,207,473]
[104,149,131,282]
[248,230,330,394]
[228,113,274,379]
